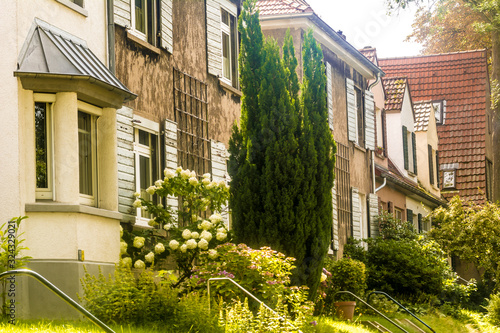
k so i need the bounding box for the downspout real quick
[375,177,386,193]
[107,0,115,74]
[369,72,381,193]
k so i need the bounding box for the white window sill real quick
[55,0,88,17]
[354,144,366,153]
[219,79,242,97]
[26,202,122,220]
[126,31,161,55]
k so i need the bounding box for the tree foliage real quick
[407,0,491,54]
[228,0,336,297]
[428,195,500,291]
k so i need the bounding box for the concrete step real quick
[399,318,427,333]
[361,320,393,333]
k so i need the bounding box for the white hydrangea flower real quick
[189,177,198,185]
[133,236,145,248]
[200,230,212,241]
[155,179,163,187]
[198,238,209,250]
[164,169,175,179]
[202,178,211,186]
[176,166,183,173]
[180,244,188,253]
[190,170,197,178]
[146,186,156,195]
[182,229,192,239]
[203,173,211,179]
[217,227,227,233]
[134,192,141,197]
[145,252,155,263]
[218,180,226,187]
[120,241,128,255]
[164,223,174,231]
[133,199,142,208]
[191,232,200,239]
[200,220,213,230]
[186,239,197,249]
[157,203,163,209]
[206,182,215,189]
[209,213,223,223]
[208,249,218,259]
[121,257,132,268]
[192,214,199,222]
[216,232,227,241]
[181,169,191,179]
[169,239,179,250]
[155,243,165,254]
[148,219,157,227]
[134,259,145,269]
[120,225,123,238]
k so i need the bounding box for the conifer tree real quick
[229,0,335,297]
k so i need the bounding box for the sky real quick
[306,0,423,59]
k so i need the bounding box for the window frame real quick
[34,94,56,200]
[354,86,365,147]
[78,101,102,207]
[394,208,403,221]
[220,0,238,88]
[133,116,160,226]
[432,100,446,125]
[130,0,157,45]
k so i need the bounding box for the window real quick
[402,126,417,174]
[78,111,96,206]
[69,0,84,6]
[134,127,159,222]
[432,100,446,125]
[35,98,54,200]
[131,0,157,45]
[355,87,365,146]
[335,143,351,240]
[220,4,238,88]
[428,145,435,185]
[443,170,456,189]
[394,208,402,221]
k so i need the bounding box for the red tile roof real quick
[414,100,433,132]
[256,0,313,16]
[382,77,408,112]
[359,47,377,65]
[379,50,489,203]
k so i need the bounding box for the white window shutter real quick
[326,62,334,131]
[117,106,135,216]
[368,193,379,238]
[332,180,339,250]
[365,90,375,150]
[211,140,230,227]
[346,78,356,142]
[165,119,179,218]
[114,0,132,28]
[160,0,173,52]
[206,0,222,77]
[351,187,362,240]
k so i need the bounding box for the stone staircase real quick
[361,318,429,333]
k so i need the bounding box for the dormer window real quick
[432,100,446,125]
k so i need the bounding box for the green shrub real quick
[329,258,367,298]
[79,265,221,331]
[486,292,500,326]
[365,237,450,297]
[376,210,417,240]
[191,243,313,316]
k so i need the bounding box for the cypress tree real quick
[229,0,336,298]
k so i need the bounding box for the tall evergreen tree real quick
[229,0,336,297]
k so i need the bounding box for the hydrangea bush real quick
[120,166,231,286]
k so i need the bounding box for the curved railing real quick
[208,277,302,333]
[366,291,435,333]
[0,269,114,333]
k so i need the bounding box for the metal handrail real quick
[208,277,302,333]
[366,291,435,333]
[0,269,114,333]
[334,291,409,333]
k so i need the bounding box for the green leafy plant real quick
[328,258,367,302]
[191,243,313,315]
[486,292,500,326]
[376,210,417,240]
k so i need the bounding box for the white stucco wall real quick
[406,196,432,231]
[416,106,440,197]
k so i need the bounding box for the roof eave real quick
[259,12,384,79]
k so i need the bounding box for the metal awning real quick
[14,18,136,104]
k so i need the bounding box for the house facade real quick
[379,51,496,204]
[111,0,242,228]
[2,0,135,318]
[256,0,384,257]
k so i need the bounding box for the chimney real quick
[337,30,346,40]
